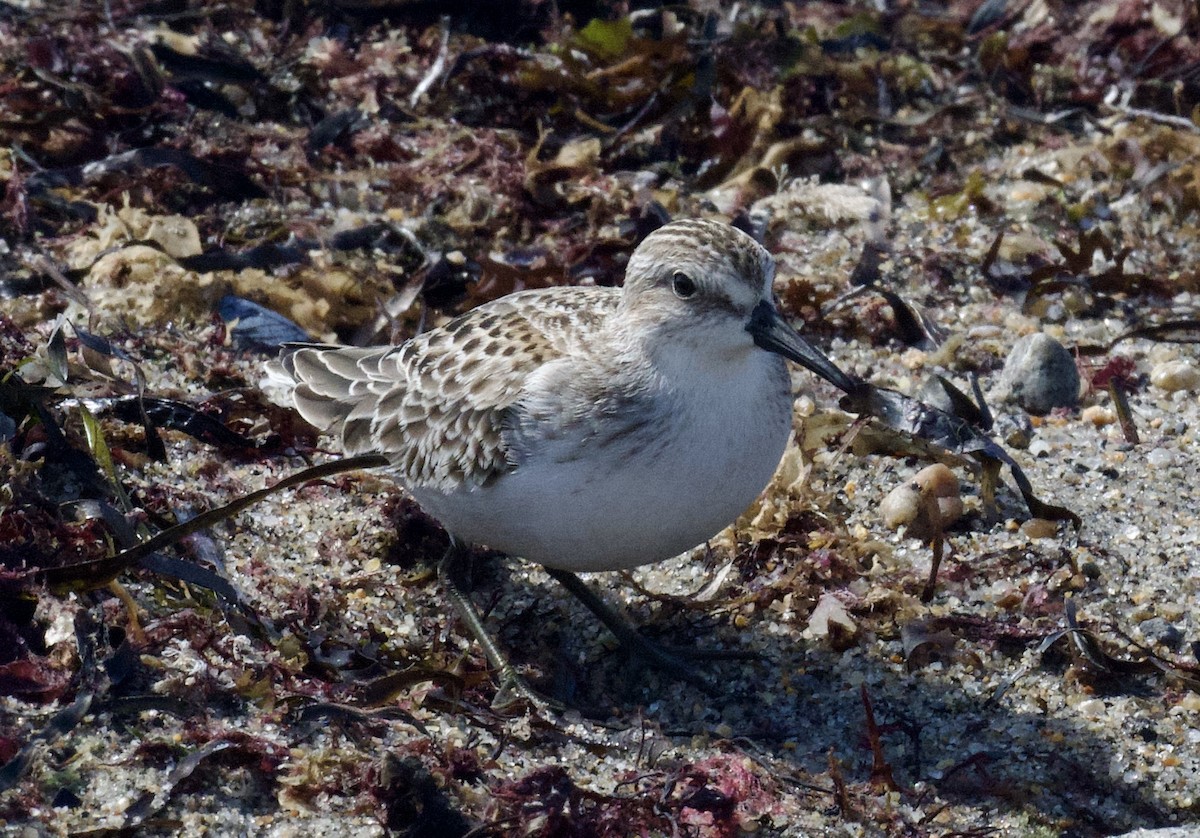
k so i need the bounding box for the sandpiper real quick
[271,218,857,701]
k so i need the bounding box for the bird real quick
[269,217,857,704]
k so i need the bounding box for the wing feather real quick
[272,286,618,491]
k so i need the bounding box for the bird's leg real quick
[437,541,559,712]
[544,567,736,695]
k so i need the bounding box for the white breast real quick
[409,350,793,572]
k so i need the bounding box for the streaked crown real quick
[620,219,775,321]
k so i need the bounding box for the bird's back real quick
[273,286,620,493]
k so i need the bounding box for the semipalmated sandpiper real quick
[270,218,856,701]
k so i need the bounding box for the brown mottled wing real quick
[281,286,618,492]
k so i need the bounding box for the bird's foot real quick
[490,666,566,714]
[544,567,761,696]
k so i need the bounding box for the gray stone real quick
[997,332,1080,414]
[1139,617,1184,650]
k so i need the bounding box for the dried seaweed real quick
[840,382,1081,528]
[120,741,236,829]
[1024,227,1155,307]
[30,455,388,594]
[989,599,1200,704]
[860,685,899,793]
[27,148,266,204]
[120,733,287,830]
[0,607,101,792]
[840,242,944,350]
[1109,319,1200,348]
[109,395,259,450]
[372,752,473,837]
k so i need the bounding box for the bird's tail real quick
[262,344,395,436]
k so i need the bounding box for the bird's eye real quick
[671,272,697,299]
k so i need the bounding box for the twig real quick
[410,17,451,109]
[42,454,389,591]
[1106,103,1200,133]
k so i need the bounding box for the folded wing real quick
[271,287,618,492]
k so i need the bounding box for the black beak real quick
[746,301,859,393]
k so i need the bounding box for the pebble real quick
[1027,436,1054,457]
[879,463,964,541]
[1158,602,1187,621]
[1081,405,1116,427]
[1146,448,1175,468]
[806,593,857,644]
[1021,518,1059,539]
[1150,359,1200,392]
[997,333,1081,414]
[1139,617,1184,650]
[1161,419,1188,436]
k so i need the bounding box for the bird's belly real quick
[409,387,792,571]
